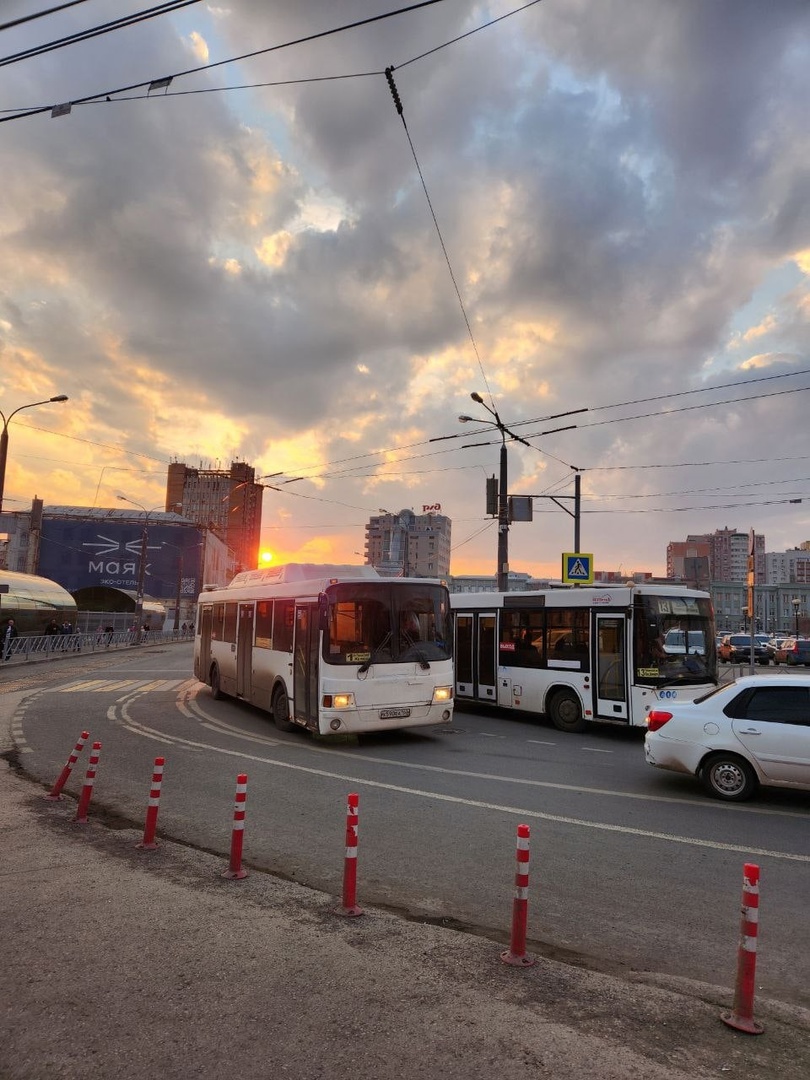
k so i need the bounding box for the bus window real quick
[223,603,238,644]
[212,603,225,641]
[274,599,294,652]
[546,609,589,670]
[499,608,543,668]
[255,601,273,649]
[327,598,391,664]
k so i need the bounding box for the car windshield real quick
[634,593,716,684]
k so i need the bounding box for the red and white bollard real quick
[46,730,90,801]
[334,792,363,917]
[221,773,248,879]
[721,862,764,1034]
[500,822,536,967]
[74,741,101,824]
[137,757,165,850]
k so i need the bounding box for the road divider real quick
[721,863,764,1034]
[45,730,89,801]
[334,792,363,918]
[501,823,536,967]
[74,741,101,824]
[222,773,248,880]
[137,757,165,851]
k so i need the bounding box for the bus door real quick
[594,614,629,721]
[236,603,254,699]
[293,603,319,729]
[454,611,498,703]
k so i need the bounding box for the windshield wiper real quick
[401,631,431,670]
[357,631,392,674]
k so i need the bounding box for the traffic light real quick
[486,476,498,516]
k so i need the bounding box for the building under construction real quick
[166,461,263,576]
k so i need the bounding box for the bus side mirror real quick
[318,594,329,631]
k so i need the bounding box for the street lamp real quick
[0,395,69,514]
[792,597,801,639]
[117,496,162,635]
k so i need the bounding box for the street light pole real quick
[0,395,69,514]
[118,496,162,637]
[793,597,801,639]
[463,392,526,592]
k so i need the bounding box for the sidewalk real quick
[2,695,809,1078]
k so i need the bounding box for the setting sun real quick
[260,551,273,564]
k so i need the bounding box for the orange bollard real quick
[46,730,90,801]
[721,863,764,1034]
[500,823,536,967]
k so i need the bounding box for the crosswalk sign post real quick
[562,553,593,584]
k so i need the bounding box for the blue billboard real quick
[38,517,203,601]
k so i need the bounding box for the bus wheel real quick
[549,689,586,733]
[210,663,223,700]
[271,687,296,732]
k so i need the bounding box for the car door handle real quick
[738,728,762,735]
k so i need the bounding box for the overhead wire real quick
[0,0,96,33]
[0,0,451,121]
[0,1,202,69]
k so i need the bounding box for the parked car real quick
[717,634,770,665]
[784,638,810,667]
[771,638,796,664]
[644,675,810,800]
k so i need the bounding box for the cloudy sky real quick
[1,0,808,578]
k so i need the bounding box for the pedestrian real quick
[105,625,114,647]
[181,622,188,637]
[3,618,18,661]
[96,624,104,646]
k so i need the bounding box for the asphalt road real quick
[10,645,810,1010]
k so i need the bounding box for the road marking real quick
[527,740,556,746]
[180,696,810,820]
[47,679,189,694]
[582,747,613,754]
[97,719,810,864]
[480,732,506,739]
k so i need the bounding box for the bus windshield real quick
[325,582,451,666]
[633,593,716,685]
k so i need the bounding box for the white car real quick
[644,674,810,801]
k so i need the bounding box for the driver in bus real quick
[400,611,421,646]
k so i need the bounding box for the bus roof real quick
[450,583,711,607]
[228,563,381,588]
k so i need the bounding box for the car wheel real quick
[271,686,296,732]
[548,689,586,733]
[210,662,223,700]
[700,753,758,802]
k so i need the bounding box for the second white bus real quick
[450,584,717,732]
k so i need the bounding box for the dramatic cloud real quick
[1,0,808,573]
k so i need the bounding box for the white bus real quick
[194,563,454,735]
[450,584,717,732]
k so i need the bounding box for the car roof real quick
[720,673,810,691]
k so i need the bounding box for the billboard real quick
[37,518,203,601]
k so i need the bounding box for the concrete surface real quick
[2,660,809,1079]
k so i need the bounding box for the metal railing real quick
[1,628,192,665]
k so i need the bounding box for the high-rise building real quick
[166,461,263,574]
[365,508,451,578]
[667,527,764,583]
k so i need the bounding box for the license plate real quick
[380,707,411,720]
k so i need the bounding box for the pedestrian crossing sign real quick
[562,553,593,584]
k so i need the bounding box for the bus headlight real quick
[432,685,453,703]
[323,692,355,709]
